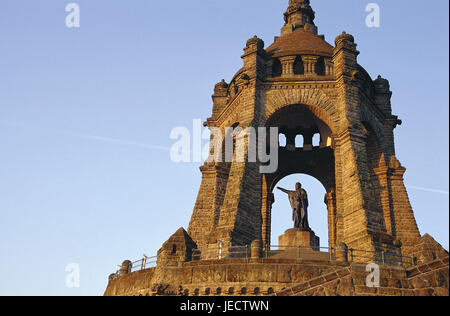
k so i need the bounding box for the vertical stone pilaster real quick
[332,32,378,254]
[374,159,394,237]
[261,176,274,250]
[387,157,421,256]
[187,163,230,249]
[333,131,377,253]
[325,189,337,248]
[324,59,334,76]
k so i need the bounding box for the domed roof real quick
[266,29,334,58]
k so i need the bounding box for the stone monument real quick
[104,0,449,296]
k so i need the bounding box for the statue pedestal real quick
[278,228,320,251]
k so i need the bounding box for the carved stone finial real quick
[389,156,402,169]
[335,31,355,45]
[283,0,316,34]
[374,75,390,91]
[214,79,228,91]
[246,35,264,48]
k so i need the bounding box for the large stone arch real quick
[263,88,339,133]
[259,101,337,249]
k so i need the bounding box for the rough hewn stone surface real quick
[274,257,449,297]
[279,229,320,250]
[105,269,156,296]
[104,257,449,296]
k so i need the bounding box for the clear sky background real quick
[0,0,448,296]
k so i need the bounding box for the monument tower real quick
[187,0,419,260]
[105,0,449,296]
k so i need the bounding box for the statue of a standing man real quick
[277,183,309,231]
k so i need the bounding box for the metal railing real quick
[347,248,414,267]
[130,256,157,272]
[191,244,414,268]
[111,255,157,279]
[110,245,416,278]
[192,245,250,261]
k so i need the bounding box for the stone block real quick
[279,228,320,251]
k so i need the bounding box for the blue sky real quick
[0,0,448,296]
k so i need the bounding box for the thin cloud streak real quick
[0,120,172,152]
[66,131,171,152]
[406,185,449,195]
[1,121,449,182]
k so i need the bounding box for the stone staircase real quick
[274,266,353,296]
[274,257,449,296]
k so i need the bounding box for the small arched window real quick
[295,135,304,148]
[312,133,321,147]
[272,59,282,77]
[279,133,287,147]
[293,56,304,75]
[315,57,325,76]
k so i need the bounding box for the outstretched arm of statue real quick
[277,187,290,194]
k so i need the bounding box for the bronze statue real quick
[277,183,309,230]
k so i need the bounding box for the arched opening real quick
[293,56,304,75]
[272,59,282,77]
[262,104,336,250]
[312,133,321,147]
[315,57,325,76]
[266,104,333,150]
[295,135,304,148]
[279,133,287,147]
[271,174,329,247]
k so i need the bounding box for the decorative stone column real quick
[302,56,318,75]
[324,59,334,76]
[325,189,337,248]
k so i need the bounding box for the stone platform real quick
[104,256,450,296]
